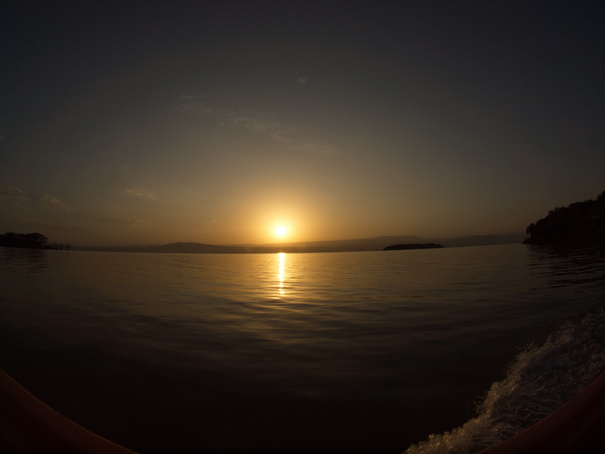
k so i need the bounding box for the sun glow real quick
[274,225,288,238]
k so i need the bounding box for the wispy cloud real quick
[178,95,334,155]
[124,187,155,199]
[40,195,72,211]
[0,185,29,205]
[105,215,150,226]
[0,186,72,210]
[1,185,151,236]
[295,75,309,86]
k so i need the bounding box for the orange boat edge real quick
[0,369,136,453]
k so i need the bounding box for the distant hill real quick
[76,243,260,254]
[383,243,443,251]
[76,233,523,254]
[268,235,429,252]
[524,191,605,245]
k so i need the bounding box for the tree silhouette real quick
[524,191,605,245]
[0,232,70,250]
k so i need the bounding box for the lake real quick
[1,244,604,453]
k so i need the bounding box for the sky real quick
[1,1,604,246]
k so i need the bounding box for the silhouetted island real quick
[75,234,523,254]
[524,191,605,245]
[0,232,71,250]
[383,243,443,251]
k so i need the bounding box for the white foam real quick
[404,306,605,454]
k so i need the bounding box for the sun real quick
[274,225,288,238]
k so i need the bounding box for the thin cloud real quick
[124,188,155,199]
[40,195,72,211]
[106,215,150,226]
[178,95,334,155]
[97,215,150,226]
[0,185,29,205]
[227,115,285,135]
[0,186,71,210]
[295,75,309,86]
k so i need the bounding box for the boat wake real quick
[404,305,605,454]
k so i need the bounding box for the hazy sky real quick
[1,1,604,246]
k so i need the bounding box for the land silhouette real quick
[524,191,605,245]
[76,234,521,254]
[0,232,71,250]
[1,232,525,253]
[383,243,443,251]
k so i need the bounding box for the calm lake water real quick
[1,244,605,453]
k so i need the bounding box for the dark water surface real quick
[1,244,604,453]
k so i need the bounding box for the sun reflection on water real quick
[277,252,286,296]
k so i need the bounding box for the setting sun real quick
[274,225,288,238]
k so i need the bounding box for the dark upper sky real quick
[1,1,604,245]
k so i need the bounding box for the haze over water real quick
[2,244,604,453]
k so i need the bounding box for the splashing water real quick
[404,306,605,454]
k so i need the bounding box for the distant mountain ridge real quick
[76,233,523,254]
[383,243,443,251]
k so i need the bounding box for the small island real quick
[0,232,71,250]
[524,191,605,246]
[383,243,443,251]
